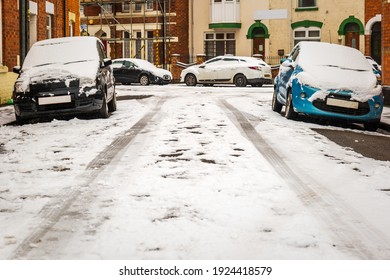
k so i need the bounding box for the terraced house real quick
[188,0,367,64]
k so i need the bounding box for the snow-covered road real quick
[1,85,390,259]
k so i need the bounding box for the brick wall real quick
[382,0,390,105]
[1,0,80,70]
[364,0,382,56]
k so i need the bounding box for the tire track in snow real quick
[219,99,390,260]
[9,97,167,260]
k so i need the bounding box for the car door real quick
[112,60,126,82]
[126,61,143,83]
[217,57,239,82]
[97,41,115,99]
[277,46,300,102]
[198,58,222,82]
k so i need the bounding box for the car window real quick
[223,58,239,63]
[123,60,132,68]
[291,47,300,61]
[205,58,222,65]
[113,60,124,65]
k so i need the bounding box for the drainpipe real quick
[63,0,67,37]
[19,0,28,65]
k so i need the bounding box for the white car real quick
[180,55,272,87]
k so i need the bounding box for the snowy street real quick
[1,84,390,259]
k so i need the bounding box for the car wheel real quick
[364,121,379,131]
[234,74,247,87]
[108,92,117,112]
[15,113,27,125]
[285,90,297,120]
[271,87,283,113]
[185,74,197,86]
[99,88,109,119]
[139,75,150,86]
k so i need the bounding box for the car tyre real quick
[15,114,27,125]
[285,90,297,120]
[272,87,283,113]
[99,88,109,119]
[108,92,117,112]
[364,121,379,131]
[139,75,150,86]
[234,74,247,87]
[185,74,197,86]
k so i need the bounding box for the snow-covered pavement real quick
[1,84,390,260]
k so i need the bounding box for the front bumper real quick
[291,82,383,123]
[13,86,103,119]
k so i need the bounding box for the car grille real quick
[312,94,370,116]
[30,79,79,92]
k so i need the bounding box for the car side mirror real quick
[281,59,295,68]
[102,58,112,68]
[199,64,205,69]
[13,66,21,74]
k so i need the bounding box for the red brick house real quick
[0,0,80,70]
[365,0,390,104]
[80,0,189,68]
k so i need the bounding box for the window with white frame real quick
[146,0,153,11]
[204,32,236,60]
[293,27,320,45]
[46,15,52,39]
[210,0,240,23]
[298,0,316,8]
[134,3,142,12]
[101,4,112,14]
[122,3,130,12]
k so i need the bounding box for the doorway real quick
[371,22,381,64]
[344,22,360,49]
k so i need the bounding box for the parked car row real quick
[12,37,384,131]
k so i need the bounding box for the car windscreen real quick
[297,42,372,72]
[22,40,99,70]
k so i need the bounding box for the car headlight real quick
[14,80,29,93]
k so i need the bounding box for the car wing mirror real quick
[281,59,295,68]
[102,58,112,68]
[13,66,21,74]
[199,64,206,69]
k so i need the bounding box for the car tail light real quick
[249,66,261,71]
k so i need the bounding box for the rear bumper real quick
[248,77,273,85]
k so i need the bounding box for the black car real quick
[12,36,116,124]
[112,58,172,85]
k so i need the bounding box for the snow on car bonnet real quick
[19,37,101,93]
[295,42,381,102]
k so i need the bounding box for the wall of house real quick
[269,0,365,56]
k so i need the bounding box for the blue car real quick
[272,42,383,131]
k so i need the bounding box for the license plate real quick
[38,95,71,105]
[326,98,359,109]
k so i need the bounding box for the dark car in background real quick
[13,36,116,124]
[112,58,172,85]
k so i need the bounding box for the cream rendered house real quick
[189,0,365,64]
[189,0,270,62]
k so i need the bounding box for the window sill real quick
[295,7,319,12]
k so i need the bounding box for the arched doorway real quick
[246,21,270,58]
[345,23,360,49]
[371,22,381,64]
[252,28,266,57]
